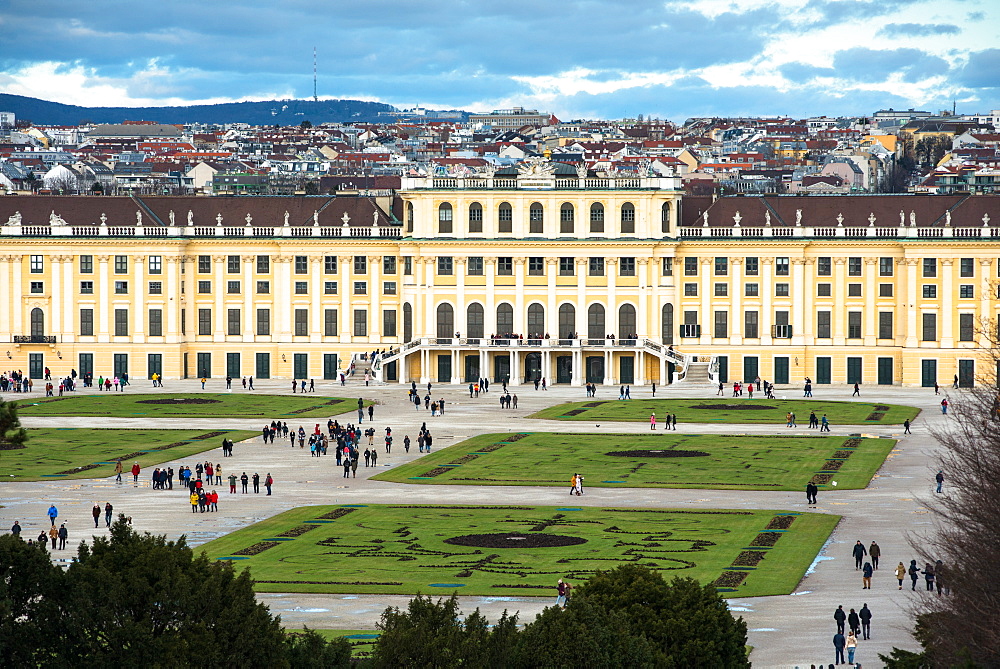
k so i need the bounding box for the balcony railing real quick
[4,224,402,239]
[13,335,57,344]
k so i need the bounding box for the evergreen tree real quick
[0,534,65,664]
[0,397,28,449]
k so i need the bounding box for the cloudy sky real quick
[0,0,997,121]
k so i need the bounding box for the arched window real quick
[403,303,413,343]
[589,203,604,233]
[438,203,453,234]
[621,202,635,234]
[436,303,454,339]
[529,202,544,234]
[497,303,514,336]
[560,203,575,234]
[467,303,485,339]
[661,303,673,344]
[406,202,414,233]
[558,303,576,339]
[527,303,545,337]
[618,304,636,339]
[498,202,513,233]
[30,308,44,337]
[587,303,605,340]
[468,202,483,233]
[661,202,671,234]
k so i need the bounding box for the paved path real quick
[1,378,950,667]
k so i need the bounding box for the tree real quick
[0,397,28,450]
[284,627,352,667]
[0,534,65,664]
[303,180,320,195]
[301,120,313,129]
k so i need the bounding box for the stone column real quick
[546,257,558,337]
[338,255,352,341]
[310,255,323,343]
[637,258,649,338]
[165,256,182,342]
[96,255,111,342]
[423,257,436,339]
[213,255,226,342]
[575,257,588,337]
[904,258,919,347]
[242,255,255,341]
[484,257,497,335]
[760,257,773,345]
[0,256,10,342]
[133,255,146,342]
[606,258,618,337]
[979,258,992,348]
[369,255,381,341]
[514,257,526,335]
[863,257,878,346]
[833,258,847,344]
[729,258,743,344]
[940,259,954,347]
[49,255,63,337]
[61,255,74,343]
[791,257,807,345]
[699,257,712,344]
[455,257,467,336]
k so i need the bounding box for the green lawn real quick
[530,398,919,425]
[13,393,364,418]
[307,630,380,657]
[0,428,259,481]
[201,504,839,598]
[372,432,892,491]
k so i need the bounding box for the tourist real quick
[555,579,570,608]
[11,520,21,537]
[92,503,101,528]
[190,491,199,513]
[833,631,846,666]
[228,473,237,494]
[265,473,273,495]
[820,414,830,432]
[908,560,919,590]
[57,524,67,550]
[671,413,677,430]
[853,383,860,396]
[48,525,58,549]
[105,502,113,527]
[940,398,948,414]
[114,459,123,483]
[935,470,944,493]
[862,561,873,589]
[650,413,656,430]
[852,541,867,570]
[859,604,872,640]
[869,541,880,569]
[573,473,584,496]
[846,631,858,665]
[252,472,260,493]
[806,481,818,505]
[47,504,58,526]
[895,562,906,589]
[131,462,141,484]
[903,419,911,434]
[404,435,410,453]
[834,605,846,634]
[240,472,249,493]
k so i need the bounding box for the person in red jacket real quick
[131,462,141,483]
[209,490,219,511]
[265,473,273,495]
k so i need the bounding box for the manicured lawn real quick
[0,428,259,481]
[372,432,892,491]
[13,393,364,419]
[307,630,380,657]
[530,398,919,425]
[201,504,839,598]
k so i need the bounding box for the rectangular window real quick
[148,309,162,337]
[714,282,728,296]
[745,283,758,297]
[848,311,862,339]
[960,284,974,299]
[775,283,789,297]
[560,257,575,276]
[684,283,698,296]
[198,281,211,294]
[922,258,936,277]
[715,257,728,276]
[30,281,43,294]
[744,311,758,338]
[775,257,789,276]
[922,313,937,341]
[817,311,831,338]
[181,308,185,335]
[354,256,367,274]
[198,255,210,273]
[498,257,513,276]
[922,284,937,299]
[114,255,127,274]
[848,257,861,276]
[437,257,453,275]
[256,280,270,294]
[470,204,484,232]
[148,281,161,295]
[848,283,862,297]
[30,255,43,273]
[294,309,308,336]
[256,255,270,273]
[959,313,974,341]
[619,258,635,276]
[114,281,128,294]
[528,257,545,276]
[383,256,396,274]
[684,257,698,276]
[714,311,728,338]
[662,257,673,276]
[817,257,831,276]
[295,256,308,274]
[227,255,240,273]
[879,283,893,297]
[256,309,270,336]
[114,309,128,337]
[227,309,241,336]
[325,281,338,295]
[227,280,240,294]
[295,281,308,295]
[79,255,93,273]
[324,309,338,336]
[745,257,758,276]
[323,256,337,275]
[499,205,513,233]
[80,309,94,336]
[817,283,831,297]
[383,309,397,337]
[960,258,974,277]
[878,312,893,339]
[353,309,368,336]
[198,309,212,335]
[353,281,367,295]
[589,258,605,276]
[80,281,94,294]
[467,257,483,276]
[879,257,893,276]
[148,256,162,274]
[404,257,413,275]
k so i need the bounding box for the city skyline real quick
[0,0,997,121]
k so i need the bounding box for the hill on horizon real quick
[0,94,407,126]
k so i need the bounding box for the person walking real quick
[47,504,58,526]
[940,398,948,414]
[834,605,847,634]
[869,541,880,569]
[846,631,858,665]
[852,540,867,570]
[48,525,58,550]
[859,603,872,640]
[555,579,570,608]
[935,470,944,493]
[264,473,273,495]
[649,413,656,430]
[895,562,906,589]
[903,418,911,434]
[114,459,123,483]
[862,561,873,589]
[848,608,860,636]
[852,383,860,396]
[131,462,141,484]
[92,503,101,528]
[190,491,199,513]
[820,414,830,432]
[57,523,67,550]
[833,632,846,666]
[806,481,818,505]
[908,560,920,590]
[104,502,113,527]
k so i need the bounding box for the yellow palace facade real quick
[1,159,998,387]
